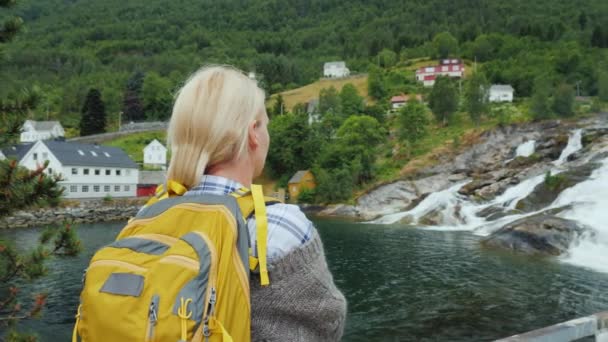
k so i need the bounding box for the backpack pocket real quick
[145,231,218,342]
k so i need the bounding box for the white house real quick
[489,84,514,102]
[143,139,167,168]
[20,120,65,143]
[323,61,350,78]
[0,150,5,161]
[17,140,139,199]
[416,59,465,87]
[390,94,423,110]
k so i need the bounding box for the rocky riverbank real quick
[319,113,608,256]
[0,198,145,229]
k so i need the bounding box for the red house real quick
[416,58,465,87]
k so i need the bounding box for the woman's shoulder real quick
[265,203,314,243]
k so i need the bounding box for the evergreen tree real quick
[368,65,387,100]
[464,71,489,125]
[531,76,552,121]
[552,83,575,117]
[80,88,107,136]
[398,99,429,143]
[429,76,458,125]
[0,2,80,339]
[143,72,173,121]
[122,71,145,122]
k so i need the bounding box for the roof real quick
[138,171,166,185]
[288,170,310,184]
[324,61,346,68]
[24,120,62,131]
[1,143,35,161]
[144,139,167,150]
[43,140,139,168]
[391,94,423,103]
[490,84,514,92]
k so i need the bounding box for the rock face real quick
[515,163,600,212]
[481,213,594,255]
[0,199,144,229]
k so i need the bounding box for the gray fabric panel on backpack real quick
[135,194,250,279]
[171,232,211,324]
[100,273,144,297]
[108,237,170,255]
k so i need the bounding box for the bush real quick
[297,187,316,204]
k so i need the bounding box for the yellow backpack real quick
[73,182,278,342]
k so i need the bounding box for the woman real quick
[166,65,347,341]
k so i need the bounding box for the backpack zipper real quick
[145,294,159,342]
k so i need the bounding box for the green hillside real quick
[1,0,608,131]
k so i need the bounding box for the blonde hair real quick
[166,65,266,189]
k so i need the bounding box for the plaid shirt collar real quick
[188,175,244,196]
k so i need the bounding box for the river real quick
[2,219,608,341]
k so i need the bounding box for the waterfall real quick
[515,140,536,158]
[552,158,608,272]
[554,129,583,165]
[371,128,608,272]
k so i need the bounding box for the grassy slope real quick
[266,74,369,111]
[103,131,166,164]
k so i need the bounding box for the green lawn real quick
[104,131,167,164]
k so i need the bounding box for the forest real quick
[1,0,607,123]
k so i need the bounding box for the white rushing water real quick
[554,129,583,166]
[515,140,536,158]
[373,129,608,273]
[553,158,608,272]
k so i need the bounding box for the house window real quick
[72,168,78,175]
[93,185,100,192]
[124,185,130,191]
[70,185,77,193]
[104,152,111,157]
[48,168,53,174]
[126,169,131,176]
[114,185,120,192]
[104,185,110,192]
[441,66,448,72]
[147,154,152,160]
[95,169,100,175]
[42,152,48,160]
[84,169,89,175]
[91,151,98,157]
[82,185,89,193]
[78,150,84,156]
[454,65,460,71]
[105,169,111,176]
[116,170,121,176]
[33,153,38,161]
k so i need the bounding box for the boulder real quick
[515,163,600,212]
[481,213,594,255]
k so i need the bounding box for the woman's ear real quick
[248,120,259,149]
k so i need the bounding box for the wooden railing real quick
[496,311,608,342]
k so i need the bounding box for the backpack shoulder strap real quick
[232,184,280,287]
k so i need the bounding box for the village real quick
[0,59,516,204]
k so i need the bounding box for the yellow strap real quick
[178,297,193,341]
[146,180,188,206]
[72,304,82,342]
[210,317,234,342]
[251,184,269,286]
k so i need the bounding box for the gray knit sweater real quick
[250,230,347,342]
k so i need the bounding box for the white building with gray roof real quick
[323,61,350,78]
[15,140,139,199]
[20,120,65,143]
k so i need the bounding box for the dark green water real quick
[2,220,608,341]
